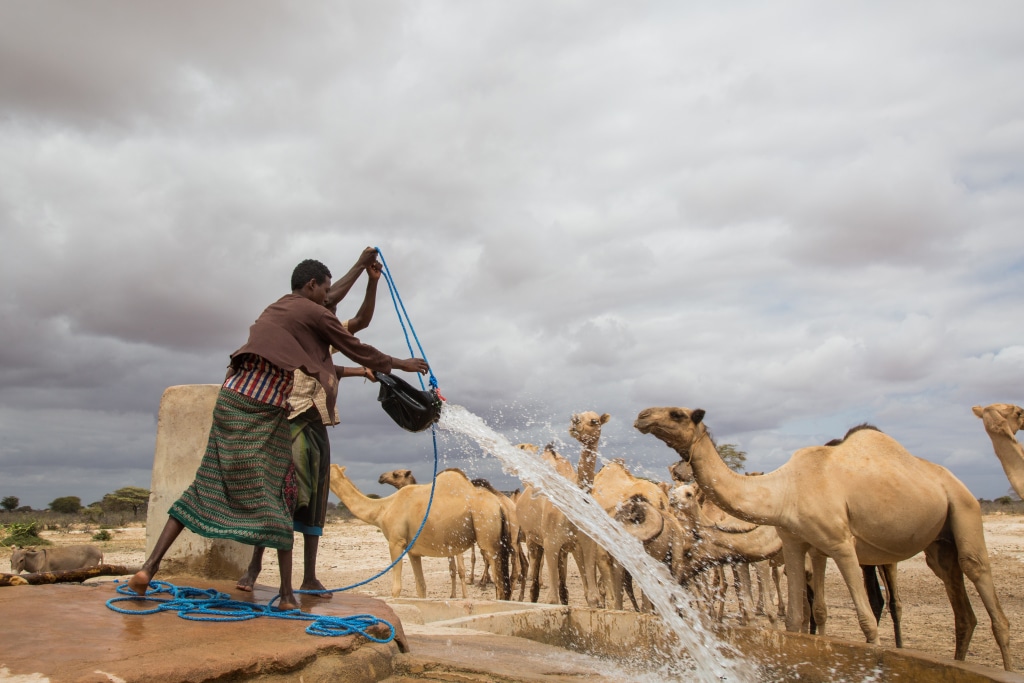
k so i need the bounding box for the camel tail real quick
[863,565,884,624]
[497,508,512,601]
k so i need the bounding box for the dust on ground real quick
[7,514,1023,672]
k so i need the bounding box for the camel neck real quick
[686,427,783,526]
[985,428,1024,499]
[332,474,385,526]
[576,443,599,491]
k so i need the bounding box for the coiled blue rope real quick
[106,580,395,641]
[107,248,441,641]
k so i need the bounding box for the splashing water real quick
[439,403,757,683]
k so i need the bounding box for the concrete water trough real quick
[385,598,1024,683]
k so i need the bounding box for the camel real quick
[378,468,470,599]
[378,468,527,600]
[329,465,511,600]
[667,481,783,624]
[635,406,1013,670]
[570,411,670,610]
[973,403,1024,498]
[514,443,591,605]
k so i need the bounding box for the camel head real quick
[973,404,1024,439]
[378,469,417,489]
[634,407,707,460]
[668,482,702,518]
[614,494,664,543]
[668,459,693,484]
[569,411,610,447]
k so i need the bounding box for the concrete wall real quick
[147,384,253,579]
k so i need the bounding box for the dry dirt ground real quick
[8,514,1024,673]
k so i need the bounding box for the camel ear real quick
[691,409,705,425]
[600,413,610,424]
[972,406,984,418]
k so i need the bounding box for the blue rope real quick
[107,580,395,642]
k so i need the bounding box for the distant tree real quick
[1,496,18,512]
[996,496,1013,505]
[1004,487,1021,502]
[101,487,151,518]
[49,496,82,514]
[718,444,747,472]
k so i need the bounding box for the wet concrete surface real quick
[0,574,406,682]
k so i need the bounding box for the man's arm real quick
[319,309,429,375]
[335,365,378,382]
[346,261,381,334]
[324,247,378,308]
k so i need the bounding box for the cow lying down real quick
[10,545,104,574]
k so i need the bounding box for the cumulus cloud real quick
[2,2,1024,506]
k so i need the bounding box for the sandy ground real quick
[11,513,1024,673]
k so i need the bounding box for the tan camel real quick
[329,465,511,600]
[514,443,590,604]
[378,468,469,599]
[570,411,673,610]
[973,403,1024,498]
[635,406,1013,670]
[668,481,782,624]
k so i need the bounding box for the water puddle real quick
[438,403,757,683]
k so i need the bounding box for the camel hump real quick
[471,478,502,496]
[825,423,881,446]
[440,467,470,480]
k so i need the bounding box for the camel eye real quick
[670,410,684,421]
[590,419,599,426]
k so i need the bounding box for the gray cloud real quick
[2,2,1024,508]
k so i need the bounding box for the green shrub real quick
[0,521,50,547]
[92,529,112,542]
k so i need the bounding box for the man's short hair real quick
[291,259,332,291]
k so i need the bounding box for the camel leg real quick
[448,557,457,599]
[753,561,775,624]
[710,566,727,622]
[577,536,602,608]
[468,544,477,585]
[947,506,1013,671]
[516,543,528,601]
[554,547,569,605]
[453,553,468,598]
[573,544,589,610]
[829,544,880,646]
[388,542,407,598]
[925,541,978,662]
[734,563,755,625]
[809,551,829,636]
[780,534,810,634]
[880,563,902,648]
[408,554,428,599]
[753,560,767,615]
[526,543,543,603]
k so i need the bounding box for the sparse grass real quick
[979,498,1024,515]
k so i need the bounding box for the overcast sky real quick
[1,2,1022,510]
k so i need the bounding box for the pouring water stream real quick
[438,403,757,683]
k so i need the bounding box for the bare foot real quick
[300,579,333,599]
[236,568,260,592]
[276,593,300,611]
[127,570,152,596]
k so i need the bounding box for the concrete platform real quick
[3,581,1022,682]
[0,575,406,683]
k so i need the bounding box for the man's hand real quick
[394,358,429,374]
[357,247,378,268]
[367,260,382,281]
